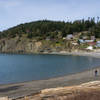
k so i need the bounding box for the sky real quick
[0,0,100,31]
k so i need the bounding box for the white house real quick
[96,41,100,47]
[86,46,93,50]
[78,39,85,44]
[72,42,78,45]
[97,41,100,44]
[85,40,94,43]
[66,34,73,40]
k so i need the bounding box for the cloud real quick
[0,0,100,31]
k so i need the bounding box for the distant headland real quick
[0,19,100,54]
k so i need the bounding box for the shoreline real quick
[0,66,100,99]
[0,51,100,99]
[49,51,100,58]
[1,50,100,58]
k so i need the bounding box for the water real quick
[0,54,100,84]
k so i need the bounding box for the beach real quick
[49,50,100,58]
[0,65,100,99]
[0,52,100,99]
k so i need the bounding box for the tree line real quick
[1,18,100,39]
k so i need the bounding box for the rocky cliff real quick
[0,36,79,54]
[0,37,42,53]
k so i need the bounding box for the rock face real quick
[0,37,79,54]
[0,37,43,54]
[16,81,100,100]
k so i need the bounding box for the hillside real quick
[1,19,100,39]
[0,19,100,53]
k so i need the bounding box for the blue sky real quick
[0,0,100,31]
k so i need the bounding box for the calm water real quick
[0,54,100,84]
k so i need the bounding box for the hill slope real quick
[0,19,100,53]
[1,19,100,39]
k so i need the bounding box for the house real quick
[86,46,93,50]
[82,36,88,40]
[87,42,96,46]
[84,39,96,46]
[91,36,95,40]
[63,37,66,40]
[96,41,100,47]
[78,39,85,44]
[72,42,78,45]
[66,34,73,40]
[96,44,100,47]
[85,40,94,43]
[97,41,100,44]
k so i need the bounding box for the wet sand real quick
[0,66,100,99]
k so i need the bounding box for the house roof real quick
[87,42,96,46]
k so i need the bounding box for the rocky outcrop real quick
[16,81,100,100]
[0,37,43,54]
[0,36,80,54]
[0,97,11,100]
